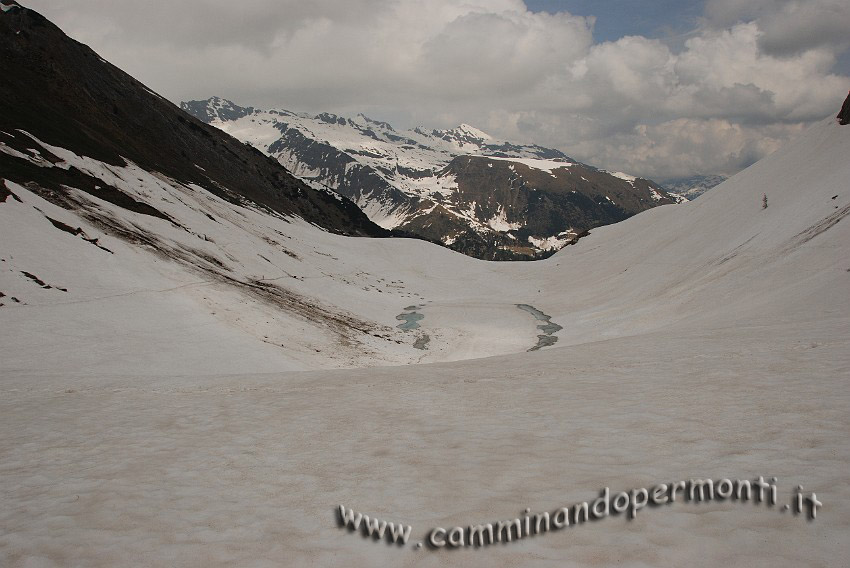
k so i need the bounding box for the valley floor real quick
[1,321,848,566]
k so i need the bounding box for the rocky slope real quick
[183,97,681,259]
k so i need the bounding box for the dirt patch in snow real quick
[784,202,850,252]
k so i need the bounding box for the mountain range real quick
[182,97,681,259]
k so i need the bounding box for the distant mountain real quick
[0,6,387,240]
[183,97,681,260]
[661,174,728,200]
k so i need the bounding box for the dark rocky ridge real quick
[0,5,387,238]
[839,91,850,126]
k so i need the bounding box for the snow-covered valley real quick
[2,106,849,565]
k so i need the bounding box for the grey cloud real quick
[703,0,776,27]
[703,0,850,56]
[757,1,850,56]
[31,0,392,51]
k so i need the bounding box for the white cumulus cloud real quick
[27,0,850,181]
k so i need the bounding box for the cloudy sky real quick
[29,0,850,181]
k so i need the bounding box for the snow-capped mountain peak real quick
[440,123,493,144]
[458,123,491,139]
